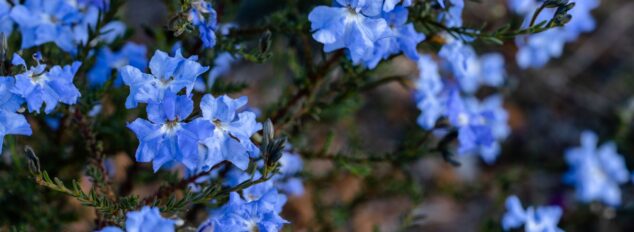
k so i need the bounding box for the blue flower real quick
[564,131,630,206]
[512,0,599,69]
[0,77,32,152]
[414,54,444,129]
[125,206,176,232]
[274,151,304,196]
[198,192,288,232]
[383,0,412,12]
[196,94,261,171]
[120,49,209,109]
[208,52,240,87]
[439,41,506,93]
[73,4,126,46]
[10,54,82,114]
[0,0,13,36]
[361,6,425,68]
[308,0,390,64]
[10,0,82,52]
[127,92,207,171]
[502,195,564,232]
[189,0,218,48]
[461,95,509,163]
[88,42,148,87]
[437,0,464,27]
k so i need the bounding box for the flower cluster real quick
[502,195,564,232]
[308,0,424,67]
[0,53,82,151]
[510,0,599,68]
[197,190,288,232]
[4,0,125,53]
[415,39,509,163]
[123,49,261,172]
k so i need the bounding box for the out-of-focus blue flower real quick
[198,192,288,232]
[79,0,110,11]
[274,151,305,196]
[0,77,32,152]
[10,54,82,114]
[308,0,390,64]
[89,42,147,87]
[189,0,218,48]
[97,226,123,232]
[461,95,509,163]
[508,0,537,15]
[120,49,209,109]
[446,90,495,157]
[383,0,412,12]
[125,206,176,232]
[564,131,630,206]
[502,195,564,232]
[437,0,464,27]
[208,52,240,87]
[415,54,444,129]
[196,94,261,171]
[127,92,206,171]
[73,4,126,46]
[512,0,599,68]
[362,6,425,68]
[0,0,12,36]
[439,41,506,93]
[10,0,82,52]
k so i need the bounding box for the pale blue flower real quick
[10,54,82,114]
[362,6,425,68]
[198,192,288,232]
[120,49,209,108]
[564,131,630,206]
[415,54,444,129]
[308,0,390,64]
[88,42,148,87]
[383,0,412,12]
[197,94,261,171]
[502,195,564,232]
[275,151,305,196]
[0,0,12,36]
[462,95,509,163]
[438,0,464,27]
[125,206,176,232]
[127,92,207,171]
[0,77,32,152]
[10,0,82,52]
[208,52,240,87]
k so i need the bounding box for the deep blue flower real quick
[127,92,207,171]
[125,206,177,232]
[198,192,288,232]
[502,195,564,232]
[0,0,12,36]
[189,0,218,48]
[10,0,82,52]
[308,0,390,64]
[196,94,261,171]
[564,131,630,206]
[10,54,82,114]
[120,49,209,109]
[88,42,148,87]
[0,77,31,152]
